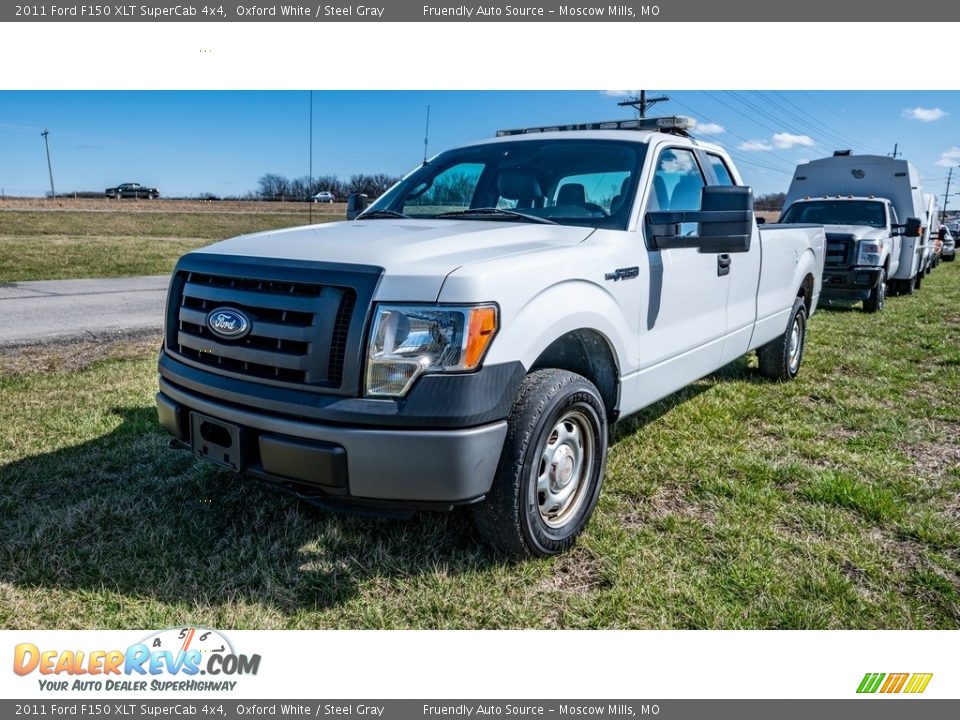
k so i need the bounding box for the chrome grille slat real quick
[169,270,356,387]
[177,332,311,371]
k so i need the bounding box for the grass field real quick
[0,199,342,282]
[1,258,957,629]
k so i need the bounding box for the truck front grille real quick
[825,233,855,269]
[170,271,356,387]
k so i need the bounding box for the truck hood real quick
[821,224,887,241]
[194,219,595,301]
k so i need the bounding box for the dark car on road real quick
[105,182,160,199]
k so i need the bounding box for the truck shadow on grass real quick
[0,360,766,622]
[0,406,504,619]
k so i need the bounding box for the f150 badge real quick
[206,308,250,339]
[605,266,640,282]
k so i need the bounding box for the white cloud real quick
[903,107,947,122]
[601,90,639,98]
[935,146,960,167]
[772,132,815,149]
[739,140,773,152]
[693,121,725,135]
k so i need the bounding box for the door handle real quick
[717,254,732,277]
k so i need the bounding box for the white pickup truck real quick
[157,116,826,557]
[780,153,931,310]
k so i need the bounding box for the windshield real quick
[780,200,886,228]
[364,139,645,230]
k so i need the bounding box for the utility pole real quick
[942,167,954,225]
[308,90,313,224]
[41,129,55,199]
[888,143,901,158]
[618,90,669,118]
[423,104,431,163]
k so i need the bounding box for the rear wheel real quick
[863,269,886,314]
[472,369,607,558]
[757,297,807,381]
[914,271,923,290]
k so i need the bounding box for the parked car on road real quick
[312,191,336,203]
[157,115,826,557]
[105,182,160,199]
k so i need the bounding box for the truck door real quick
[635,146,729,405]
[887,204,901,276]
[703,152,760,365]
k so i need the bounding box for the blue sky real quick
[1,90,958,199]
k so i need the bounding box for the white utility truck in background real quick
[923,193,941,272]
[780,153,930,311]
[157,116,826,557]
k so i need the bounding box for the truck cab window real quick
[402,163,485,216]
[707,154,735,186]
[647,147,705,236]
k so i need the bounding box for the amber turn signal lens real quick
[464,306,497,369]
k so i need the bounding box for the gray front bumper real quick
[158,377,507,505]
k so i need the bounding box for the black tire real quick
[902,275,916,295]
[472,369,608,558]
[944,254,955,263]
[757,296,807,381]
[863,269,886,314]
[914,271,923,290]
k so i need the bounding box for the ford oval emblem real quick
[206,307,251,339]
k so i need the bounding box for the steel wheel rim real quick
[788,316,803,373]
[534,409,596,528]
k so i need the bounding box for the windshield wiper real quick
[432,208,557,225]
[356,209,411,219]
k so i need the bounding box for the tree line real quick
[256,173,400,201]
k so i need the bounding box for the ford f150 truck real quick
[781,153,931,310]
[156,116,826,557]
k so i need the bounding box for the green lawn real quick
[0,208,339,282]
[0,267,958,629]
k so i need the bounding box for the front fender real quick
[482,279,631,374]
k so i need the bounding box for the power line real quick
[799,91,895,147]
[756,91,887,155]
[701,91,784,137]
[670,94,796,172]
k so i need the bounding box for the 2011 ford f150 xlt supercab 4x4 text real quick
[156,116,826,557]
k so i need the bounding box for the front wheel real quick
[472,369,608,558]
[757,296,807,381]
[863,269,886,313]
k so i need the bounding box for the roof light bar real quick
[496,115,693,137]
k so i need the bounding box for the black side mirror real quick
[646,185,754,254]
[346,192,368,220]
[904,217,922,238]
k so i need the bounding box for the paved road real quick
[0,276,169,347]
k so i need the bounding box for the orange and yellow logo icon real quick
[857,673,933,694]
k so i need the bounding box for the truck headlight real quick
[365,304,498,397]
[857,242,882,266]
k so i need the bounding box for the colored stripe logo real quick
[857,673,933,694]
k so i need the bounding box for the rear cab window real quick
[706,154,735,186]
